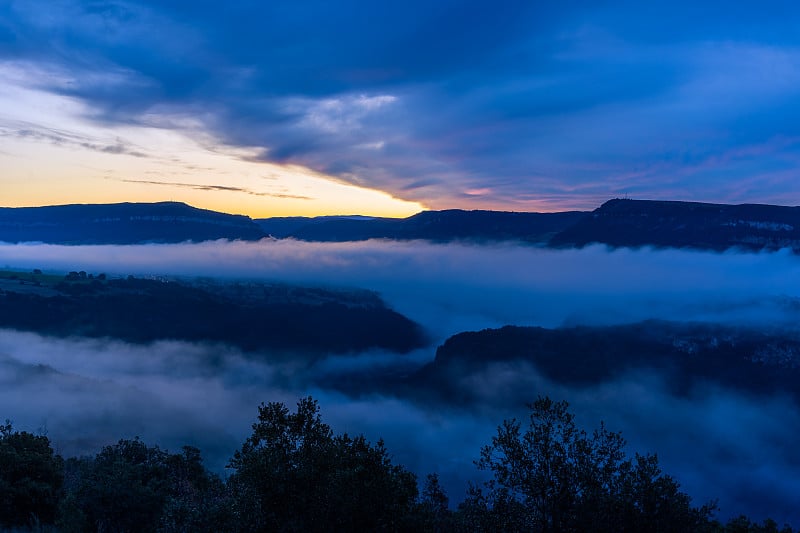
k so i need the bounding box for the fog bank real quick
[2,240,800,342]
[2,329,799,524]
[2,241,800,524]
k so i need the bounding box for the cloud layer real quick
[2,239,800,341]
[3,330,799,525]
[2,241,800,524]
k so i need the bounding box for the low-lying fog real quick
[2,240,800,524]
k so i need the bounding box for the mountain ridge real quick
[4,198,800,251]
[550,198,800,251]
[0,201,265,244]
[256,209,589,243]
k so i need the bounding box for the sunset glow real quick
[3,2,800,215]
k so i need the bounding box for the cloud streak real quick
[0,120,148,159]
[118,179,313,200]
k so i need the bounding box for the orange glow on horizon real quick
[0,69,425,219]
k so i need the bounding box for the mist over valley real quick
[2,238,800,525]
[6,2,800,528]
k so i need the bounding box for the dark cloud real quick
[5,2,800,208]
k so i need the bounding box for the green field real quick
[0,268,66,285]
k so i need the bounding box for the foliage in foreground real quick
[459,397,715,532]
[0,398,794,532]
[226,397,420,532]
[0,421,63,529]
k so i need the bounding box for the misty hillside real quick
[0,202,266,244]
[0,270,426,354]
[257,209,588,243]
[408,321,800,404]
[550,198,800,251]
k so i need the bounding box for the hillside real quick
[0,202,267,244]
[0,269,426,354]
[408,321,800,405]
[549,198,800,251]
[257,209,588,243]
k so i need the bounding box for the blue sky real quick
[2,1,800,216]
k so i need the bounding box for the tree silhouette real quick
[59,438,229,533]
[0,421,64,529]
[460,397,715,532]
[227,397,419,532]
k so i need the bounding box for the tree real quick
[460,397,715,532]
[227,397,419,532]
[59,438,229,533]
[415,473,454,532]
[0,421,64,529]
[721,515,795,533]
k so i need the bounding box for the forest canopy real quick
[0,398,793,533]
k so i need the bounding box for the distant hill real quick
[0,202,266,244]
[256,209,589,244]
[549,198,800,251]
[0,202,587,245]
[256,215,389,240]
[409,321,800,405]
[0,270,426,354]
[6,198,800,250]
[258,200,800,252]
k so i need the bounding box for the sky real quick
[2,1,800,217]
